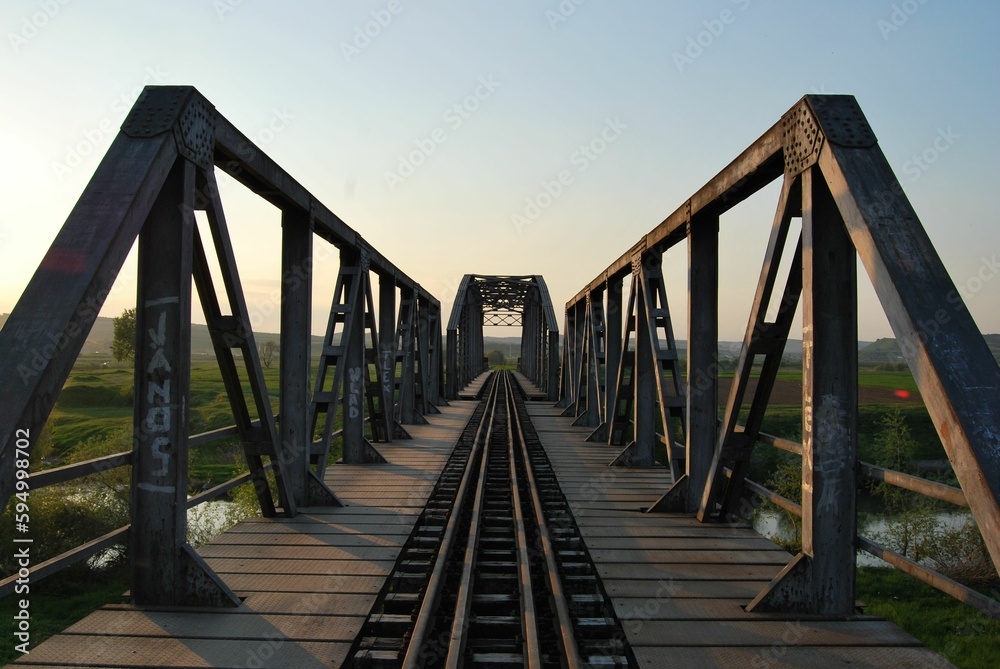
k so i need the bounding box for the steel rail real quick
[443,379,499,668]
[503,372,543,669]
[402,372,499,669]
[510,373,584,667]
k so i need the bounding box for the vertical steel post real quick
[801,167,858,612]
[556,311,573,407]
[524,301,532,378]
[631,270,656,466]
[379,276,397,424]
[585,293,602,425]
[459,305,470,387]
[399,286,417,423]
[604,277,623,439]
[341,250,376,463]
[575,295,600,427]
[686,216,719,510]
[131,159,238,607]
[446,329,458,399]
[546,328,560,401]
[748,168,857,614]
[433,317,446,404]
[415,294,439,414]
[474,302,485,378]
[279,207,313,507]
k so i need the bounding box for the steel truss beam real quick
[0,86,442,607]
[446,275,559,399]
[563,252,686,474]
[562,94,1000,614]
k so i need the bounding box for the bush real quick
[923,519,999,589]
[0,485,129,578]
[1,427,132,579]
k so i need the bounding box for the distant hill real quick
[988,334,1000,362]
[858,335,1000,365]
[858,338,905,364]
[0,314,320,358]
[2,314,998,365]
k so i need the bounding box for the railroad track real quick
[347,371,634,668]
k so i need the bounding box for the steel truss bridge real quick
[446,274,559,400]
[0,86,997,666]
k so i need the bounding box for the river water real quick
[754,509,975,566]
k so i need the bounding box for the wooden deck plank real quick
[582,536,785,551]
[511,371,547,399]
[63,610,363,642]
[614,597,860,621]
[240,512,420,524]
[596,562,784,581]
[524,402,951,667]
[220,574,386,594]
[8,402,477,669]
[626,619,921,647]
[579,524,762,538]
[206,532,405,547]
[224,523,414,536]
[632,646,955,668]
[8,395,954,668]
[10,635,349,669]
[100,593,376,617]
[197,544,401,561]
[588,549,791,565]
[236,593,375,616]
[204,558,396,576]
[602,579,772,600]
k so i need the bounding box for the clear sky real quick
[2,0,999,343]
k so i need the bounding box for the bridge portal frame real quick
[446,274,559,399]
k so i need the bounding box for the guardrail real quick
[741,428,998,619]
[0,422,262,598]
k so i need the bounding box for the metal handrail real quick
[746,432,997,618]
[2,421,273,595]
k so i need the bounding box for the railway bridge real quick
[0,86,998,668]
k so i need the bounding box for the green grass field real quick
[858,568,1000,668]
[759,367,921,393]
[40,355,287,485]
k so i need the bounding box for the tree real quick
[487,350,506,368]
[111,308,136,362]
[870,408,938,561]
[872,407,916,473]
[258,339,278,368]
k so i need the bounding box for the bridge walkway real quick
[526,401,951,668]
[7,380,952,668]
[8,403,477,669]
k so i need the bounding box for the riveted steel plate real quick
[782,104,822,176]
[808,95,878,148]
[121,87,189,138]
[174,94,216,168]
